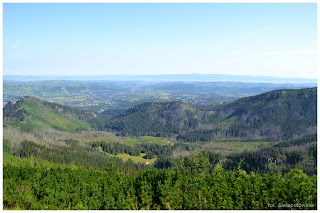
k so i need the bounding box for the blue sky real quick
[3,3,317,78]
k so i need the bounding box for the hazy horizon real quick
[4,73,317,84]
[3,73,317,79]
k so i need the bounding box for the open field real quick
[97,147,157,164]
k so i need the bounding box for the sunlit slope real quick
[3,96,97,132]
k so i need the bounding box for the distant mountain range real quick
[4,87,317,142]
[3,74,317,83]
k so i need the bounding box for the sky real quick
[3,3,317,78]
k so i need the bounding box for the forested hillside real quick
[106,101,193,136]
[212,87,317,141]
[106,88,317,142]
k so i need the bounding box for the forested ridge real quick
[106,87,317,141]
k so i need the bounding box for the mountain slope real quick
[3,96,102,132]
[208,87,317,141]
[105,101,198,136]
[107,88,317,141]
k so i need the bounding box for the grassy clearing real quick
[97,147,157,164]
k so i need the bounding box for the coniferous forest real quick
[3,86,317,210]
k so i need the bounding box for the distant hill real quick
[107,88,317,141]
[3,96,105,132]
